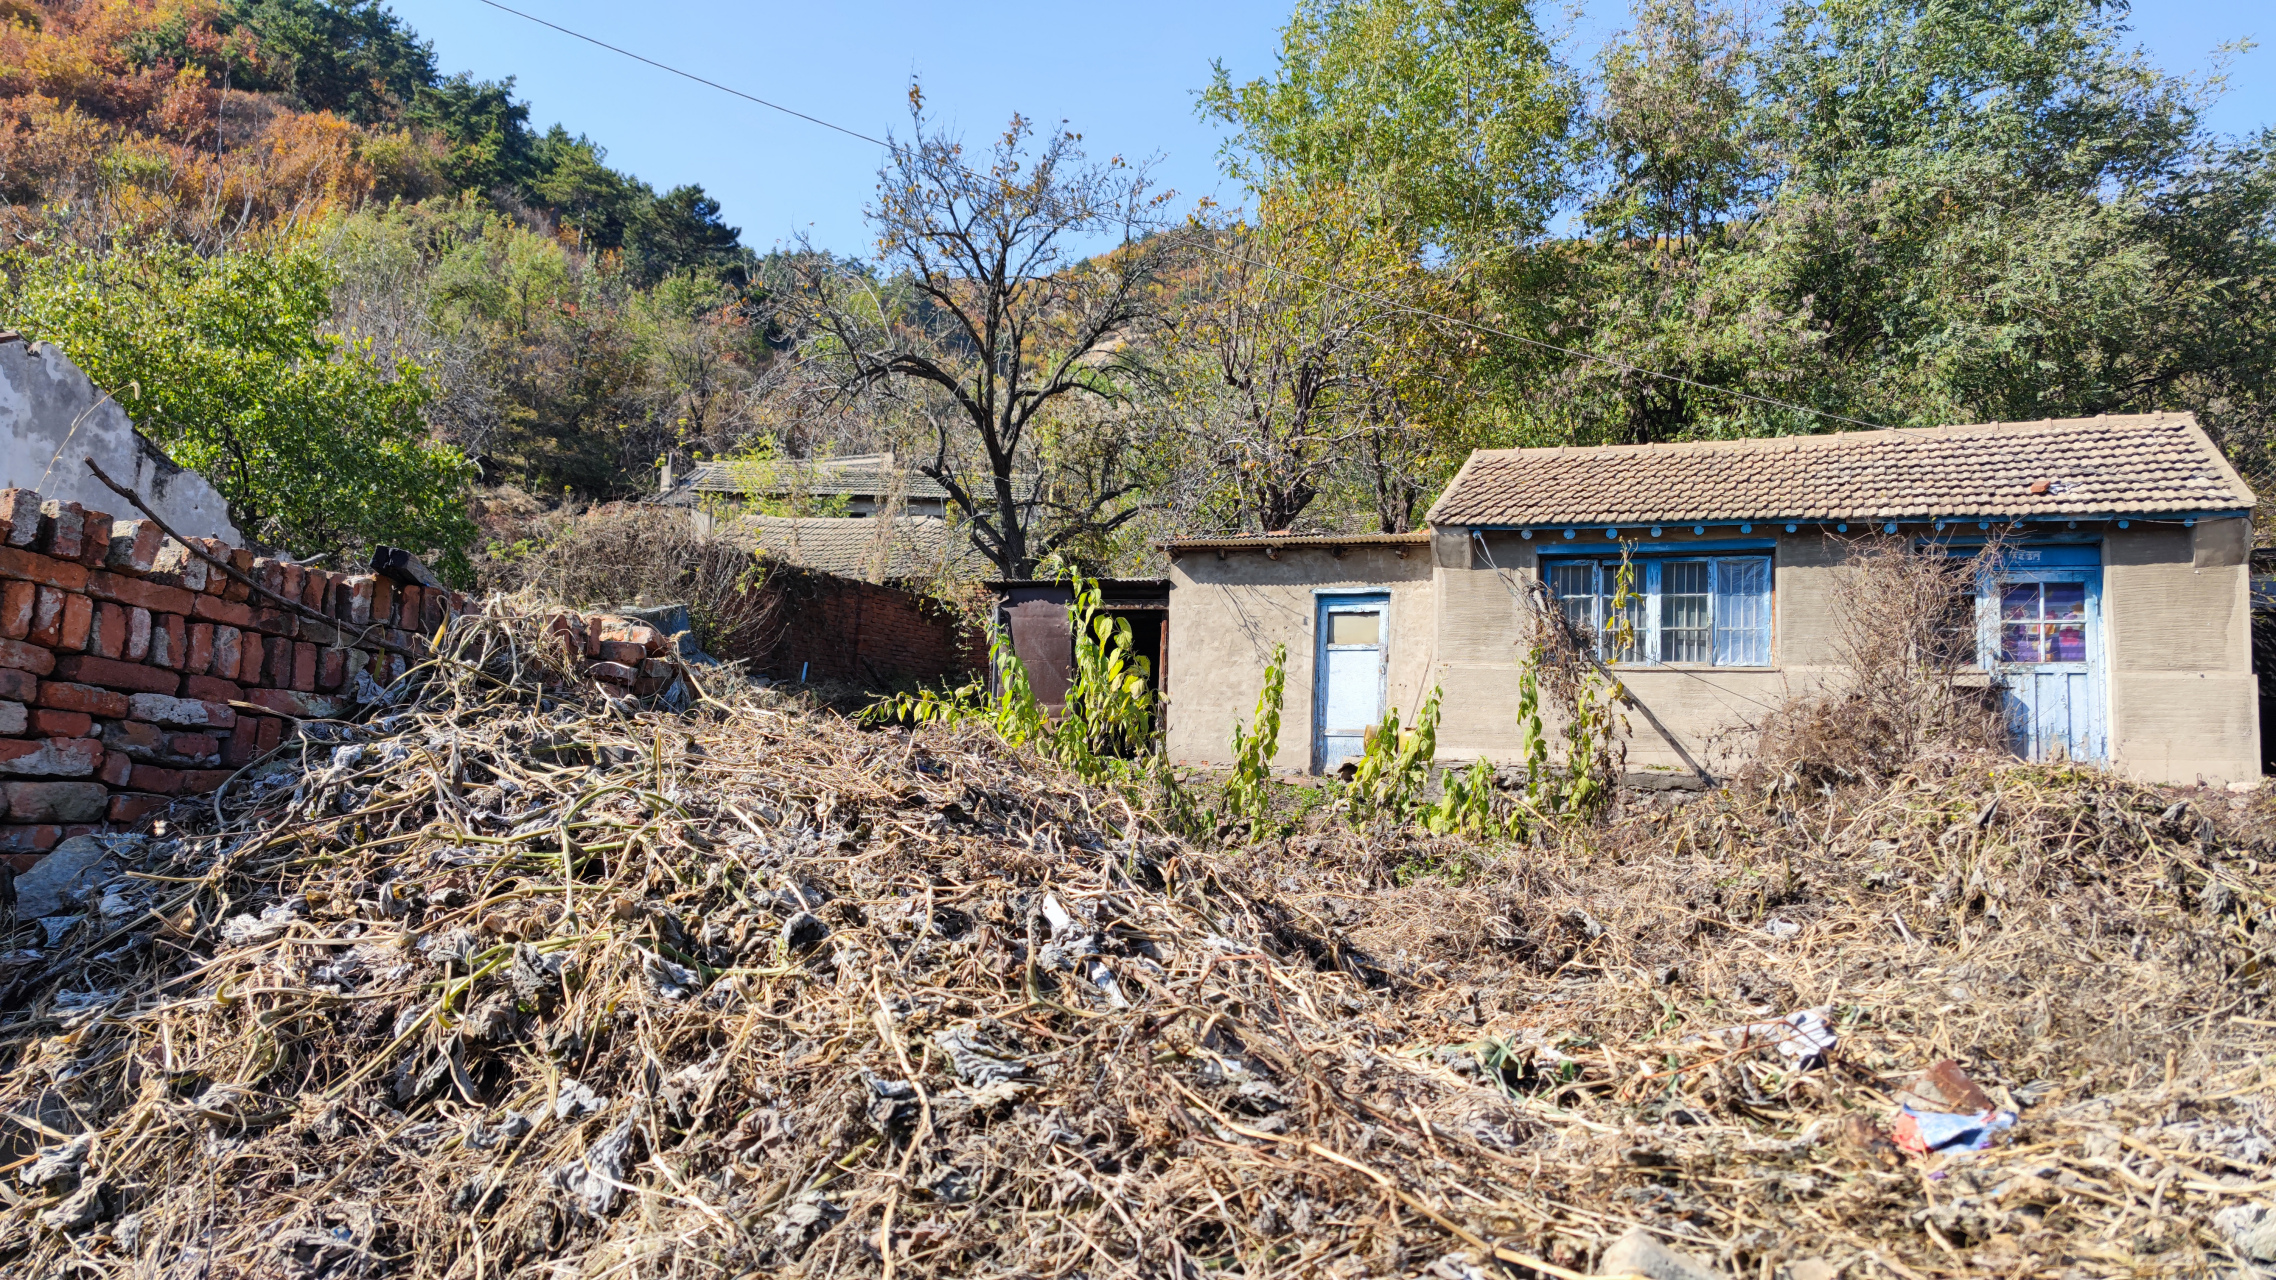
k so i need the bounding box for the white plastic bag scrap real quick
[1686,1005,1838,1069]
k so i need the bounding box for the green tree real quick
[0,239,479,578]
[412,73,535,195]
[230,0,440,123]
[1201,0,1577,254]
[626,185,750,287]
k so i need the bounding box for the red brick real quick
[86,568,194,616]
[192,538,228,593]
[422,591,447,632]
[302,568,329,611]
[169,732,220,759]
[340,575,374,624]
[124,607,150,661]
[224,548,253,602]
[187,622,214,673]
[39,681,130,717]
[279,563,305,602]
[0,668,33,701]
[108,793,170,824]
[105,519,163,574]
[236,629,264,684]
[3,780,107,823]
[52,654,179,695]
[37,500,84,559]
[89,601,124,659]
[317,647,346,690]
[0,638,56,676]
[26,586,64,647]
[76,511,114,569]
[251,606,296,637]
[128,763,184,794]
[370,577,394,627]
[184,674,242,703]
[588,660,639,684]
[153,613,186,670]
[598,640,646,665]
[29,709,91,737]
[598,619,669,655]
[191,594,255,628]
[255,716,281,752]
[0,544,90,593]
[0,823,61,853]
[211,625,242,680]
[0,489,40,547]
[392,584,420,629]
[262,636,292,687]
[0,580,30,639]
[57,593,90,651]
[99,750,132,786]
[291,641,316,692]
[222,725,258,766]
[181,768,233,794]
[0,737,101,777]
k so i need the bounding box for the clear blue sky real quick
[387,0,2271,257]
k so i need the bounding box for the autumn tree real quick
[785,96,1179,577]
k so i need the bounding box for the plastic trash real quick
[1892,1104,2015,1155]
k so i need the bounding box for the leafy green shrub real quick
[1346,687,1442,824]
[1222,642,1287,825]
[0,238,478,578]
[871,571,1161,790]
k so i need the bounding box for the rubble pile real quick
[0,605,2270,1278]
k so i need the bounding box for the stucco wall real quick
[1164,546,1432,770]
[2103,519,2258,783]
[0,341,240,542]
[1169,521,2260,785]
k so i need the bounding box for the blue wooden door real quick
[1988,570,2105,762]
[1315,595,1387,774]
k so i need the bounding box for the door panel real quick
[1990,571,2104,763]
[1315,597,1386,774]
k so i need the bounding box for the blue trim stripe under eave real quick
[1460,510,2250,534]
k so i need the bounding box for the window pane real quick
[1713,558,1771,666]
[1661,560,1712,663]
[1327,611,1380,646]
[1600,561,1646,662]
[2050,623,2086,662]
[2000,623,2045,663]
[1548,562,1597,648]
[2001,583,2041,621]
[2043,582,2085,620]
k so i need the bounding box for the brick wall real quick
[765,569,985,688]
[0,485,469,870]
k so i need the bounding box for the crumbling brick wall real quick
[0,485,469,870]
[764,568,984,688]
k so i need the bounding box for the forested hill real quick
[0,0,747,282]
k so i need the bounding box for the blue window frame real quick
[1544,556,1773,667]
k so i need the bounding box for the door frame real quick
[1978,565,2108,763]
[1312,592,1390,774]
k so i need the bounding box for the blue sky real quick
[387,0,2272,256]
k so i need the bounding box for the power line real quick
[475,0,1889,433]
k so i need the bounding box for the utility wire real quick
[474,0,1891,433]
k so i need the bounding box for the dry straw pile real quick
[1,605,2272,1279]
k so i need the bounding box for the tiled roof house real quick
[1159,414,2261,786]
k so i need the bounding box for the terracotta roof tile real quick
[1426,414,2254,527]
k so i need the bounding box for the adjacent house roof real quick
[745,514,986,582]
[1426,413,2255,528]
[685,453,954,502]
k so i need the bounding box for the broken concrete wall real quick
[0,339,240,543]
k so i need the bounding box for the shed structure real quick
[1165,415,2260,786]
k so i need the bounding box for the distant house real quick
[663,452,953,519]
[1164,414,2260,786]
